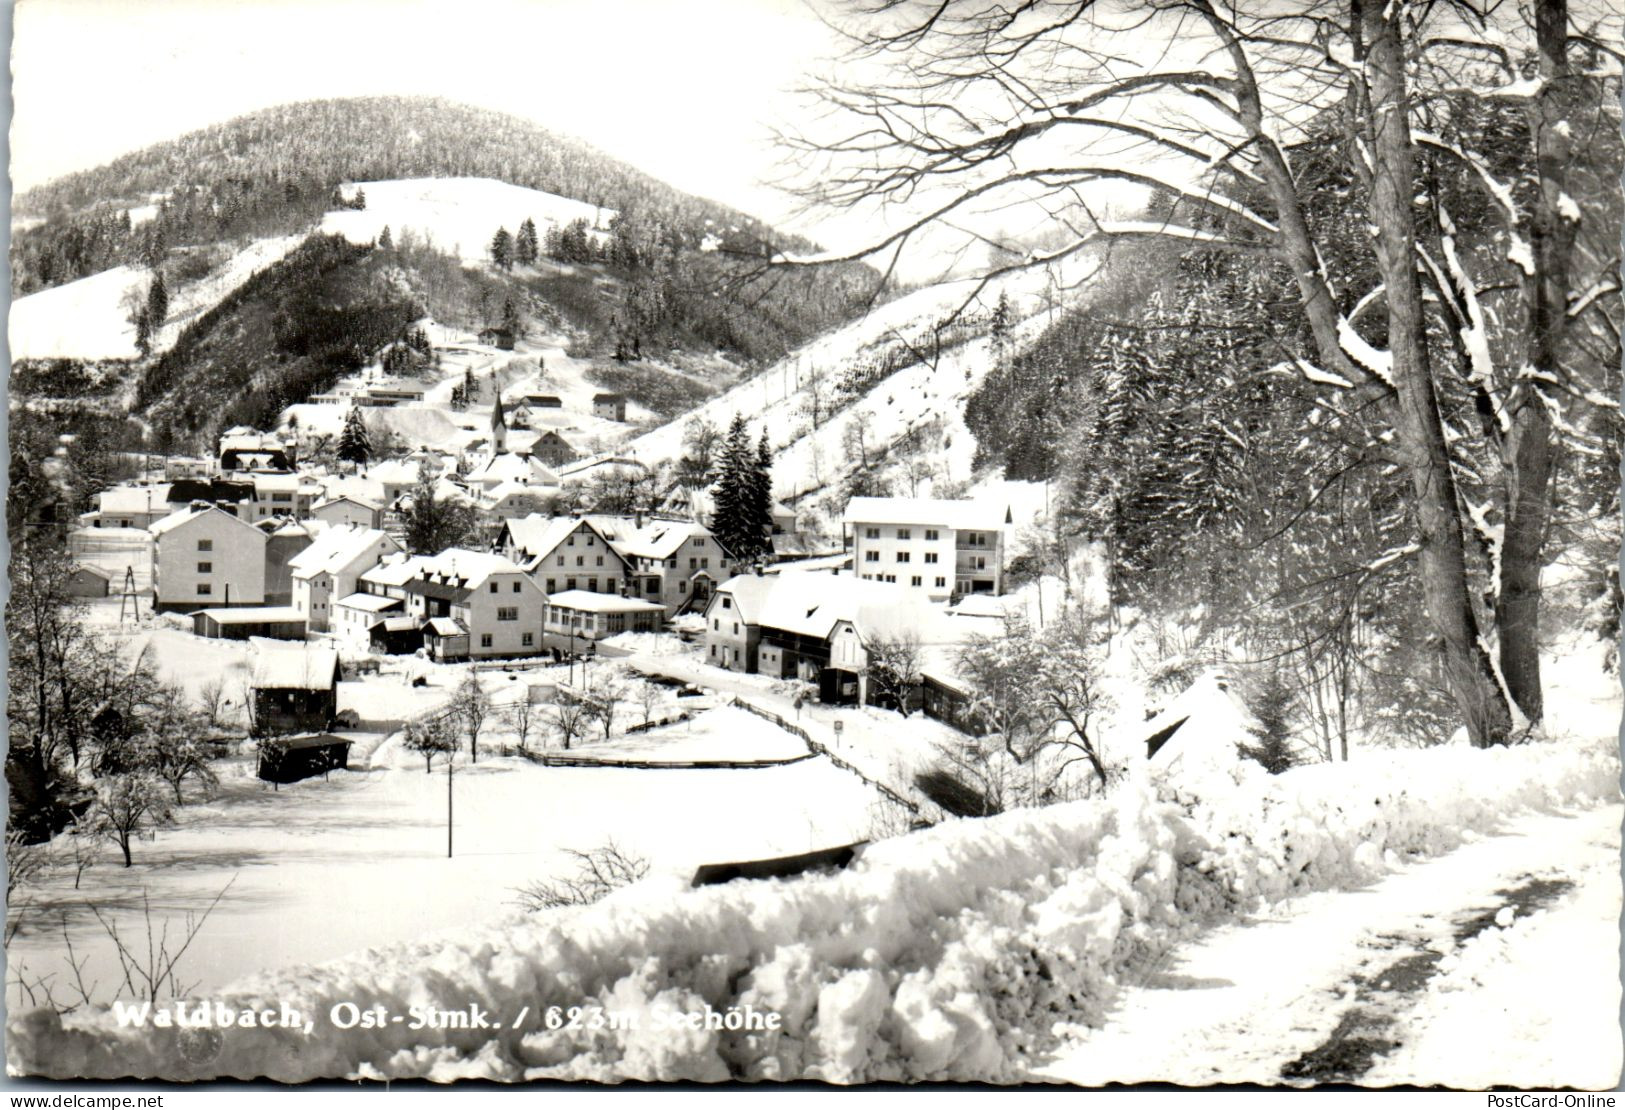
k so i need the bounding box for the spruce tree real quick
[516,218,539,265]
[377,225,393,249]
[146,274,169,332]
[337,407,372,471]
[749,431,775,555]
[710,415,753,557]
[1240,670,1297,774]
[490,227,514,270]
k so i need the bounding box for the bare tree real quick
[85,774,176,868]
[636,680,663,727]
[195,677,228,731]
[587,675,626,741]
[6,831,50,898]
[862,632,924,715]
[89,878,236,1003]
[508,693,538,753]
[452,670,491,763]
[551,693,592,752]
[782,0,1623,746]
[512,842,650,910]
[404,716,458,773]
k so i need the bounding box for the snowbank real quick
[10,736,1616,1083]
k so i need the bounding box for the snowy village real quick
[5,0,1624,1092]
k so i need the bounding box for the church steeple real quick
[489,390,508,456]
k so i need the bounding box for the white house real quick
[400,549,547,660]
[150,505,268,612]
[612,519,738,616]
[239,472,323,522]
[88,483,173,530]
[311,494,384,530]
[842,496,1010,602]
[497,514,633,597]
[289,525,403,632]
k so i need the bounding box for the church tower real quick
[489,391,508,459]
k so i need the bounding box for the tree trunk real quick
[119,836,132,868]
[1496,0,1578,725]
[1359,0,1514,747]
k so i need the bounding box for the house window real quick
[567,536,575,546]
[884,574,895,583]
[197,540,213,551]
[498,607,518,621]
[513,582,521,592]
[522,632,534,646]
[272,493,291,503]
[865,551,879,563]
[198,584,212,595]
[596,556,604,566]
[722,597,732,609]
[712,618,719,631]
[935,577,946,588]
[864,527,880,539]
[701,558,709,569]
[481,633,493,648]
[567,578,577,590]
[547,579,557,592]
[679,581,688,593]
[710,644,717,657]
[896,552,910,563]
[557,555,565,566]
[588,578,598,592]
[646,580,659,594]
[911,576,922,587]
[576,556,584,567]
[733,622,739,634]
[925,552,938,564]
[897,528,911,540]
[490,582,499,593]
[197,562,212,573]
[925,529,939,541]
[976,557,987,569]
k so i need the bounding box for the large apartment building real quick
[841,497,1010,602]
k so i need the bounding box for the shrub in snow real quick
[8,735,1617,1083]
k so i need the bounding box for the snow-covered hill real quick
[623,263,1085,527]
[8,233,304,363]
[323,178,614,263]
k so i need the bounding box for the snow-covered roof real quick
[333,592,403,613]
[501,514,623,565]
[555,454,647,479]
[367,459,425,486]
[149,505,264,540]
[546,590,665,614]
[467,453,559,487]
[615,520,714,561]
[763,552,851,575]
[708,573,780,623]
[313,493,383,513]
[99,484,171,514]
[412,548,525,589]
[251,473,320,494]
[841,496,1009,531]
[360,554,428,588]
[426,617,467,636]
[195,606,306,624]
[754,573,943,642]
[1138,671,1260,776]
[288,525,398,578]
[249,641,338,689]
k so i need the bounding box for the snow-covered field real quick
[9,234,303,363]
[5,714,885,1023]
[323,178,613,265]
[10,698,1616,1082]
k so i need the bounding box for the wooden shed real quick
[249,641,339,736]
[257,734,353,784]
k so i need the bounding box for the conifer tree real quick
[516,218,539,265]
[145,273,169,332]
[377,225,393,249]
[1240,670,1297,774]
[490,226,514,270]
[710,415,755,558]
[749,431,775,551]
[337,407,371,471]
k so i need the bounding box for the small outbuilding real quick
[67,563,114,598]
[249,641,340,735]
[193,606,308,641]
[257,734,353,784]
[592,393,627,422]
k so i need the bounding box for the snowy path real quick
[1037,803,1623,1089]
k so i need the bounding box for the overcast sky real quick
[11,0,844,234]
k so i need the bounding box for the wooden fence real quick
[730,697,923,819]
